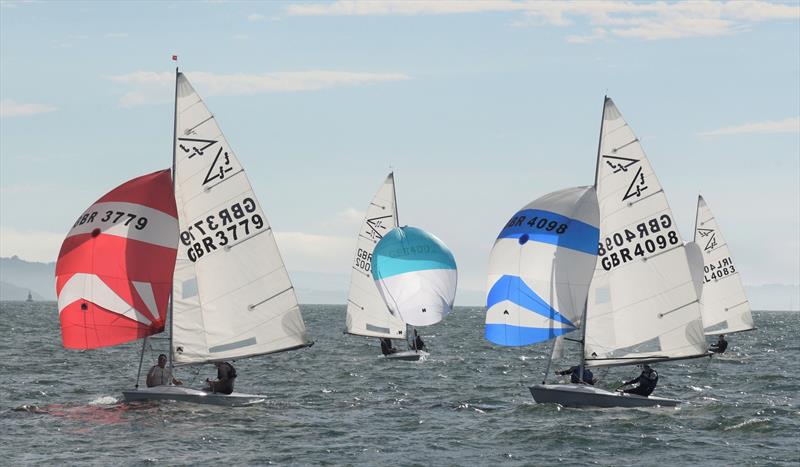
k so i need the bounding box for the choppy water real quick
[1,303,798,466]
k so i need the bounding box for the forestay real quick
[485,186,599,346]
[171,72,310,364]
[371,226,457,327]
[56,170,178,349]
[345,173,406,339]
[694,195,754,335]
[584,97,706,367]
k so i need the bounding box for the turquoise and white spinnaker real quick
[371,227,457,327]
[485,186,600,346]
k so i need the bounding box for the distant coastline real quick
[1,255,798,310]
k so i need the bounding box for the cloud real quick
[0,99,58,117]
[107,70,412,107]
[105,32,129,38]
[247,13,266,22]
[0,227,63,263]
[287,0,799,42]
[699,117,800,136]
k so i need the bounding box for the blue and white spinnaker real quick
[485,186,599,346]
[371,226,457,327]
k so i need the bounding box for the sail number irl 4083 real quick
[180,197,265,262]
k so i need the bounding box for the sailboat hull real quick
[122,386,266,406]
[529,384,680,408]
[384,350,429,361]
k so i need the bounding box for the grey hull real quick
[530,384,680,408]
[384,350,429,361]
[122,386,266,407]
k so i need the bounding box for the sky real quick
[1,0,798,304]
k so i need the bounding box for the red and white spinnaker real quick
[55,169,178,349]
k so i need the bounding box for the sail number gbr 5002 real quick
[598,214,680,271]
[180,197,266,262]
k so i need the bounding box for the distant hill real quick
[0,256,56,301]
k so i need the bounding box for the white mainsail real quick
[694,195,754,335]
[685,241,705,300]
[345,173,406,339]
[584,97,706,367]
[171,72,310,364]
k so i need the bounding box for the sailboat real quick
[26,291,33,302]
[372,225,457,359]
[55,69,312,406]
[692,195,755,335]
[344,173,414,359]
[487,97,708,408]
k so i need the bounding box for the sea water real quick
[1,303,797,466]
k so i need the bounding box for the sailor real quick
[380,338,397,356]
[205,361,237,395]
[620,364,659,396]
[710,334,728,354]
[556,365,597,385]
[146,354,182,387]
[413,329,426,351]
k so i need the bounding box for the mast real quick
[693,195,701,239]
[579,95,607,381]
[391,171,412,346]
[168,65,179,376]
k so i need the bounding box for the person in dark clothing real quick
[205,361,236,395]
[710,334,728,354]
[620,364,659,396]
[556,365,596,385]
[412,329,425,351]
[380,338,397,356]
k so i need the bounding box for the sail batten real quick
[171,72,309,364]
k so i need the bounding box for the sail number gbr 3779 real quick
[598,214,680,271]
[180,197,266,262]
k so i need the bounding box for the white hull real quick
[530,384,680,408]
[384,349,429,361]
[122,386,266,407]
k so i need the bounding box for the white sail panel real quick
[685,241,705,300]
[171,72,309,364]
[485,186,599,346]
[584,97,706,367]
[345,173,406,339]
[694,195,754,335]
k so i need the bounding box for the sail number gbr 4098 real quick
[180,197,266,262]
[598,214,680,271]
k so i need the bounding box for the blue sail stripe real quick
[485,323,576,346]
[486,275,575,327]
[497,209,598,256]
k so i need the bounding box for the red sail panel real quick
[55,169,178,349]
